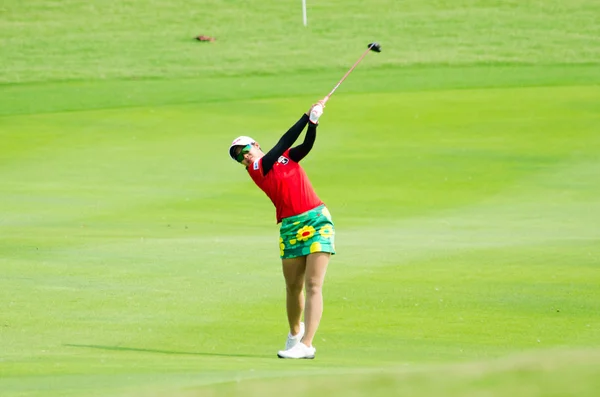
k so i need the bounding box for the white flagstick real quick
[302,0,307,26]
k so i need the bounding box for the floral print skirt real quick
[279,204,336,259]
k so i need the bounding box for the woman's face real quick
[234,142,262,167]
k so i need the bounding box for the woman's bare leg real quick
[282,256,307,336]
[301,252,330,347]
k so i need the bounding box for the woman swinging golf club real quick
[228,100,334,359]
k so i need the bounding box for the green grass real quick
[1,1,600,396]
[1,0,599,83]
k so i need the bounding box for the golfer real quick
[228,100,334,359]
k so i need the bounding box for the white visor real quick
[229,136,256,161]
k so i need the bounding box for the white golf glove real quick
[309,103,324,124]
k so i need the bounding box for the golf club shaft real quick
[323,43,376,104]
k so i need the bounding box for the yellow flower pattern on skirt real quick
[279,237,285,257]
[319,224,333,239]
[310,242,322,253]
[279,205,336,259]
[296,225,316,242]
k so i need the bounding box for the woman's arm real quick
[289,122,317,162]
[261,114,310,174]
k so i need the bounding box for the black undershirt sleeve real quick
[261,114,310,175]
[289,122,317,163]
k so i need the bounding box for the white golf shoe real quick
[285,322,305,350]
[278,342,316,359]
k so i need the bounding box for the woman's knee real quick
[305,277,323,296]
[286,280,304,295]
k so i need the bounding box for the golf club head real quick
[368,42,382,53]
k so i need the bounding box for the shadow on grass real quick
[64,344,271,359]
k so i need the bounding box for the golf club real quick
[322,42,381,104]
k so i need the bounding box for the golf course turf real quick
[1,1,599,396]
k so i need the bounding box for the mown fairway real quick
[1,1,599,396]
